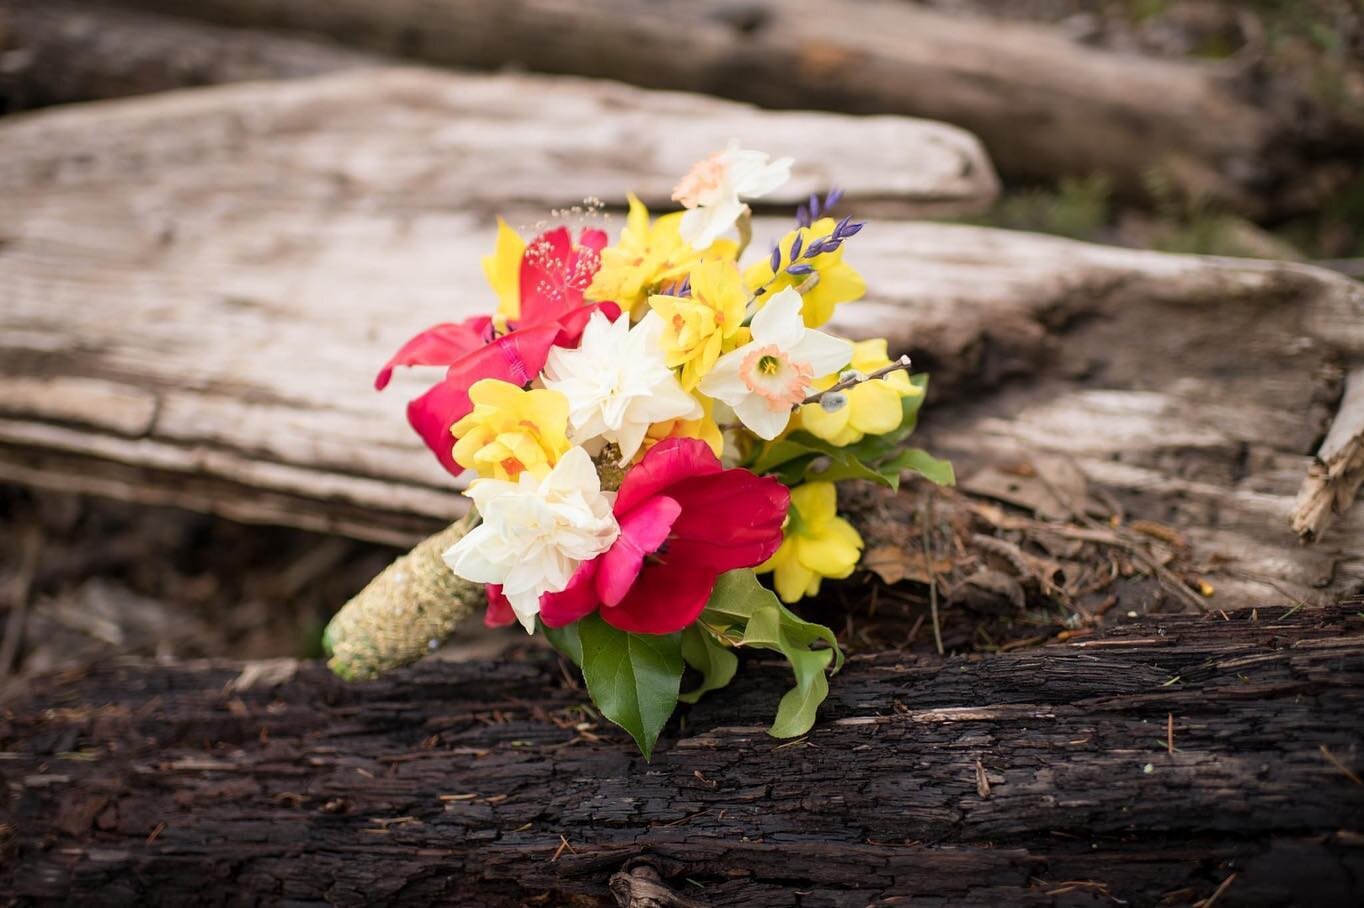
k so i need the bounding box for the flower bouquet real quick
[324,145,953,757]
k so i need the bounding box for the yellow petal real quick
[799,400,853,443]
[790,481,838,527]
[847,380,904,436]
[794,531,859,580]
[481,218,525,322]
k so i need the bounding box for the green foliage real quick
[679,624,738,704]
[750,378,953,490]
[700,570,844,738]
[542,620,583,666]
[577,615,682,760]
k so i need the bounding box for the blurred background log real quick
[3,601,1362,906]
[17,0,1356,219]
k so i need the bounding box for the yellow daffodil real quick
[635,394,725,463]
[757,481,863,603]
[450,379,571,481]
[798,338,921,446]
[481,217,525,324]
[649,260,749,390]
[587,194,736,319]
[743,217,866,328]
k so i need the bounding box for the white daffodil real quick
[699,288,852,440]
[443,446,618,632]
[541,310,701,463]
[673,141,792,249]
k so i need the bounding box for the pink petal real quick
[555,301,621,345]
[614,437,722,516]
[375,317,491,390]
[406,379,474,475]
[601,558,717,635]
[595,495,682,607]
[666,471,789,572]
[577,227,609,253]
[539,560,602,628]
[484,585,517,628]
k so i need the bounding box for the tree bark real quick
[77,0,1362,218]
[3,601,1362,906]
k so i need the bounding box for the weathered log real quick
[1294,367,1364,543]
[0,0,384,110]
[3,601,1362,905]
[88,0,1363,217]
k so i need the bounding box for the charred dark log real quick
[3,601,1363,906]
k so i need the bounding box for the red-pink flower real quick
[527,437,790,635]
[376,227,615,475]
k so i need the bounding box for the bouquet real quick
[324,145,953,757]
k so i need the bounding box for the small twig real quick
[800,356,912,406]
[1167,714,1175,755]
[1320,744,1363,785]
[922,494,944,656]
[1194,872,1237,908]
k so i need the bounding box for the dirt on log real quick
[61,0,1364,218]
[3,601,1363,906]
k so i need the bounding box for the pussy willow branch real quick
[799,356,912,406]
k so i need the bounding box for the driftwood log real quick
[1,70,1360,612]
[60,0,1363,217]
[2,601,1363,906]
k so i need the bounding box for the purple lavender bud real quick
[789,233,803,261]
[821,239,843,253]
[803,238,828,258]
[809,193,822,220]
[840,221,864,238]
[795,205,810,228]
[825,187,844,209]
[786,263,815,275]
[834,215,852,237]
[769,244,782,272]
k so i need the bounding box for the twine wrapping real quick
[323,514,482,679]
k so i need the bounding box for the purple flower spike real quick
[786,263,815,275]
[803,239,827,258]
[795,205,810,228]
[840,221,864,237]
[809,193,822,220]
[789,233,804,261]
[826,187,844,209]
[769,244,782,272]
[834,215,852,237]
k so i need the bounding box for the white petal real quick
[699,348,751,404]
[734,394,793,440]
[442,528,504,584]
[542,446,600,497]
[614,420,650,464]
[791,330,854,379]
[750,287,806,350]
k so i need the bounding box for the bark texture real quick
[3,602,1363,906]
[80,0,1363,216]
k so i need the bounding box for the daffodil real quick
[541,310,701,463]
[757,481,863,603]
[672,141,792,248]
[648,260,748,390]
[744,217,866,328]
[450,379,571,481]
[699,287,852,440]
[481,217,525,324]
[443,446,618,632]
[798,338,921,446]
[586,195,736,319]
[635,394,724,462]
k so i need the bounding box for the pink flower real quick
[376,227,616,475]
[537,437,790,635]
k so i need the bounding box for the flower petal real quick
[749,287,806,351]
[484,584,517,628]
[595,495,682,607]
[790,330,853,379]
[601,557,716,635]
[538,560,602,627]
[614,437,722,516]
[733,393,793,441]
[375,317,490,390]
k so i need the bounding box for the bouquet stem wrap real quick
[322,513,480,679]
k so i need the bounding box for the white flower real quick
[673,141,792,249]
[541,310,701,463]
[699,288,852,440]
[443,447,618,633]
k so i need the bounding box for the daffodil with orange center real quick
[449,379,571,481]
[648,260,748,391]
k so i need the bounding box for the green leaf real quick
[577,615,683,759]
[700,569,844,739]
[898,447,956,486]
[750,383,946,491]
[541,620,583,666]
[679,625,739,704]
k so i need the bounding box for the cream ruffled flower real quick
[699,288,851,440]
[542,310,701,463]
[672,141,792,248]
[442,447,618,632]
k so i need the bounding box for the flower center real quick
[740,344,814,411]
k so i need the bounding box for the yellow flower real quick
[587,194,736,319]
[798,339,921,446]
[648,260,748,390]
[757,482,863,603]
[481,217,525,324]
[451,379,571,481]
[743,217,866,328]
[635,394,725,462]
